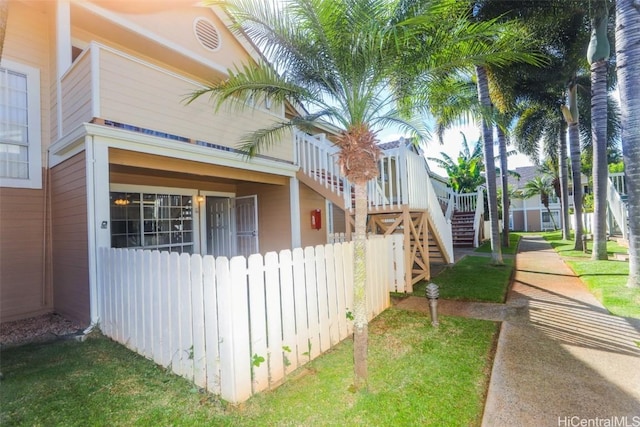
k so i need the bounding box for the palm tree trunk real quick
[476,65,503,265]
[558,120,571,240]
[352,181,368,389]
[567,83,584,251]
[615,0,640,287]
[588,4,610,261]
[591,59,609,260]
[0,0,8,61]
[497,125,510,247]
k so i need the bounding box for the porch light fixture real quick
[196,195,205,203]
[425,282,440,327]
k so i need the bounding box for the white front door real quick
[234,195,258,257]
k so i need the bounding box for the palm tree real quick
[615,0,640,287]
[520,176,559,231]
[0,0,8,60]
[587,0,611,260]
[476,65,503,264]
[513,99,570,239]
[193,0,523,389]
[561,78,584,250]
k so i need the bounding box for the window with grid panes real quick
[110,191,194,254]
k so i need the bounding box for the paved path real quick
[395,236,640,425]
[483,236,640,426]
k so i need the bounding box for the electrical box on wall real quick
[311,209,322,230]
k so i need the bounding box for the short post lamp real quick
[425,283,439,327]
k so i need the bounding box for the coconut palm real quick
[615,0,640,287]
[513,98,570,239]
[587,0,612,261]
[192,0,528,389]
[520,176,558,231]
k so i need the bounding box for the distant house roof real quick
[506,165,538,189]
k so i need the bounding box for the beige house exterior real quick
[1,1,452,328]
[0,1,349,326]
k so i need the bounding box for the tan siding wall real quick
[512,211,525,232]
[299,183,327,248]
[527,210,541,232]
[4,1,52,153]
[97,49,293,162]
[0,177,51,322]
[237,182,292,254]
[51,152,90,326]
[115,8,251,73]
[60,52,93,133]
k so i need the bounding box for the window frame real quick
[0,59,42,189]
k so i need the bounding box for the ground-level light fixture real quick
[425,282,439,327]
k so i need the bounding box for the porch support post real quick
[290,177,301,248]
[85,136,110,327]
[402,206,412,293]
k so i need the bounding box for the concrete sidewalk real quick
[482,236,640,426]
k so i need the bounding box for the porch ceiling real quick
[109,149,288,186]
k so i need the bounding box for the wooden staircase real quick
[451,211,475,248]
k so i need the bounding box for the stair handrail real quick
[607,174,628,239]
[609,172,626,196]
[403,148,454,262]
[294,130,353,209]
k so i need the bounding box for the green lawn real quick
[414,256,514,303]
[1,309,497,426]
[542,231,640,319]
[474,232,522,255]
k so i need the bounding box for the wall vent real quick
[194,18,221,52]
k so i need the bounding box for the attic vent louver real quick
[194,18,220,51]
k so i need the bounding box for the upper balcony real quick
[58,42,294,163]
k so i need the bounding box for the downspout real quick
[84,135,99,332]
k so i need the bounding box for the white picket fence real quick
[97,235,404,404]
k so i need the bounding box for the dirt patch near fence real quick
[0,313,82,349]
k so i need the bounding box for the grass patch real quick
[542,231,628,258]
[564,260,640,319]
[541,231,640,320]
[414,256,513,303]
[1,310,498,426]
[474,232,522,255]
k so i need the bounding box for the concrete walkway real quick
[396,236,640,425]
[484,236,640,425]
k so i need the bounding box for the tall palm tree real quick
[615,0,640,288]
[587,0,611,260]
[193,0,523,389]
[476,65,502,264]
[520,176,559,231]
[561,78,584,250]
[0,0,8,60]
